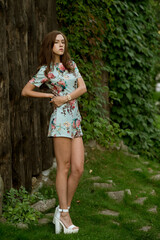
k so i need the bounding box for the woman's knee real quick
[57,160,70,173]
[71,165,84,177]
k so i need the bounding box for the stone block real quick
[31,198,56,212]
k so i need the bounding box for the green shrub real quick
[2,186,42,224]
[38,185,55,200]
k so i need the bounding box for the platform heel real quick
[55,216,62,234]
[54,208,79,234]
[53,205,70,224]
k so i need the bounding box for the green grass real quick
[1,147,160,240]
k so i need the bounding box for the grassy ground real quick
[1,146,160,240]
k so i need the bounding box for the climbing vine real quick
[57,0,123,148]
[105,0,160,158]
[56,0,160,159]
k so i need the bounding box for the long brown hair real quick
[38,30,73,77]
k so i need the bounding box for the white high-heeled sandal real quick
[53,205,70,224]
[54,207,79,234]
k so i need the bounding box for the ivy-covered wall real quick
[56,0,160,160]
[105,0,160,159]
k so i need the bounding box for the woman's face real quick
[52,34,65,56]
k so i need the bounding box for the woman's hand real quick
[49,96,67,107]
[48,94,55,99]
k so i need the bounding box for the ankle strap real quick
[59,208,69,212]
[57,205,70,210]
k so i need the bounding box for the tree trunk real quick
[0,0,57,192]
[0,0,12,191]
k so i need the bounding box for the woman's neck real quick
[54,55,61,64]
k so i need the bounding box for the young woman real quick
[21,30,87,234]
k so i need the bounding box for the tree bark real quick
[0,0,12,190]
[0,0,57,192]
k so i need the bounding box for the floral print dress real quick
[29,61,83,139]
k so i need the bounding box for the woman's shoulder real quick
[68,60,77,68]
[40,65,47,70]
[37,65,47,73]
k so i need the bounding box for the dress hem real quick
[47,134,83,139]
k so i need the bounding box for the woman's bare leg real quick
[53,137,71,209]
[53,137,78,229]
[67,137,84,207]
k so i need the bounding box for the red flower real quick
[48,73,55,79]
[59,63,65,71]
[76,120,80,128]
[41,78,48,83]
[73,121,76,129]
[57,86,62,92]
[58,81,65,86]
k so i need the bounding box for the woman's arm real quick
[21,82,54,99]
[69,77,87,99]
[50,77,87,107]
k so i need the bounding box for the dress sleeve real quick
[72,61,82,79]
[28,66,48,88]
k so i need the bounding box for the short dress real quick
[29,60,83,139]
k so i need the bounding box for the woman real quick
[21,30,87,234]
